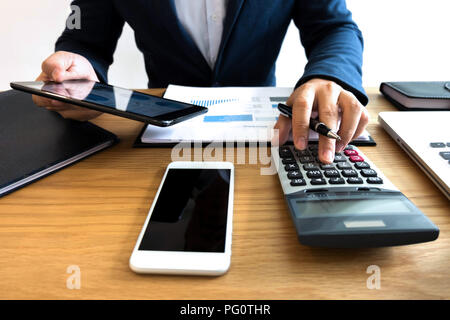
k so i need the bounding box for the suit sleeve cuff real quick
[295,74,369,106]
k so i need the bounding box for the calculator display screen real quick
[294,197,413,218]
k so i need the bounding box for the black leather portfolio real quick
[380,81,450,110]
[0,90,118,197]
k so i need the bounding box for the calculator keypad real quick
[278,145,383,187]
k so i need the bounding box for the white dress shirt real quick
[174,0,227,69]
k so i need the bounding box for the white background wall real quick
[1,0,449,91]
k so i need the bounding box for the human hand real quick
[32,51,103,121]
[274,78,369,163]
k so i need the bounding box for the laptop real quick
[378,111,450,200]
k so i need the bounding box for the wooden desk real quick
[0,88,448,299]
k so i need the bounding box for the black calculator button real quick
[296,149,310,157]
[354,161,370,169]
[299,156,315,163]
[282,157,296,164]
[310,178,327,185]
[367,177,383,184]
[303,163,320,171]
[430,142,445,148]
[439,152,450,160]
[347,177,363,184]
[342,169,358,177]
[333,155,347,162]
[279,147,293,158]
[308,145,319,151]
[290,178,306,186]
[324,169,340,177]
[284,163,299,171]
[337,162,352,170]
[320,163,335,170]
[329,177,345,184]
[287,171,302,179]
[307,170,323,178]
[361,169,377,177]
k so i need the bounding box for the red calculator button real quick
[349,155,364,162]
[344,149,359,156]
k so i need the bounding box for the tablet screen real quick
[40,80,199,117]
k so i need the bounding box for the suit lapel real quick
[156,0,245,81]
[164,0,211,74]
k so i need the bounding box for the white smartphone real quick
[129,161,234,276]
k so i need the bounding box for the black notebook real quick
[0,90,118,197]
[380,81,450,111]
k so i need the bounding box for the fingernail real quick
[324,150,333,163]
[296,137,306,150]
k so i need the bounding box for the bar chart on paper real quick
[191,98,239,107]
[140,85,293,143]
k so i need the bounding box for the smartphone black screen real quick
[138,169,231,253]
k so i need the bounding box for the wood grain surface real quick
[0,88,448,299]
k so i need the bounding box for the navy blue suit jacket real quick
[56,0,368,105]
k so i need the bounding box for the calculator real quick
[272,144,439,248]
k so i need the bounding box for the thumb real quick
[42,51,97,83]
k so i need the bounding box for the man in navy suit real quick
[34,0,369,164]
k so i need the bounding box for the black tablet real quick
[10,80,208,127]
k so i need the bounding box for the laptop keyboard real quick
[430,142,450,163]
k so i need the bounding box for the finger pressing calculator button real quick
[324,169,340,177]
[285,163,300,171]
[282,157,296,164]
[307,170,323,178]
[299,156,315,163]
[342,169,358,177]
[367,177,383,184]
[337,162,352,170]
[347,177,363,184]
[329,177,345,184]
[344,149,358,156]
[333,155,347,162]
[290,178,306,186]
[303,163,320,171]
[296,149,311,157]
[354,161,370,169]
[361,169,377,177]
[279,147,293,158]
[310,178,327,185]
[287,171,302,179]
[349,155,364,162]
